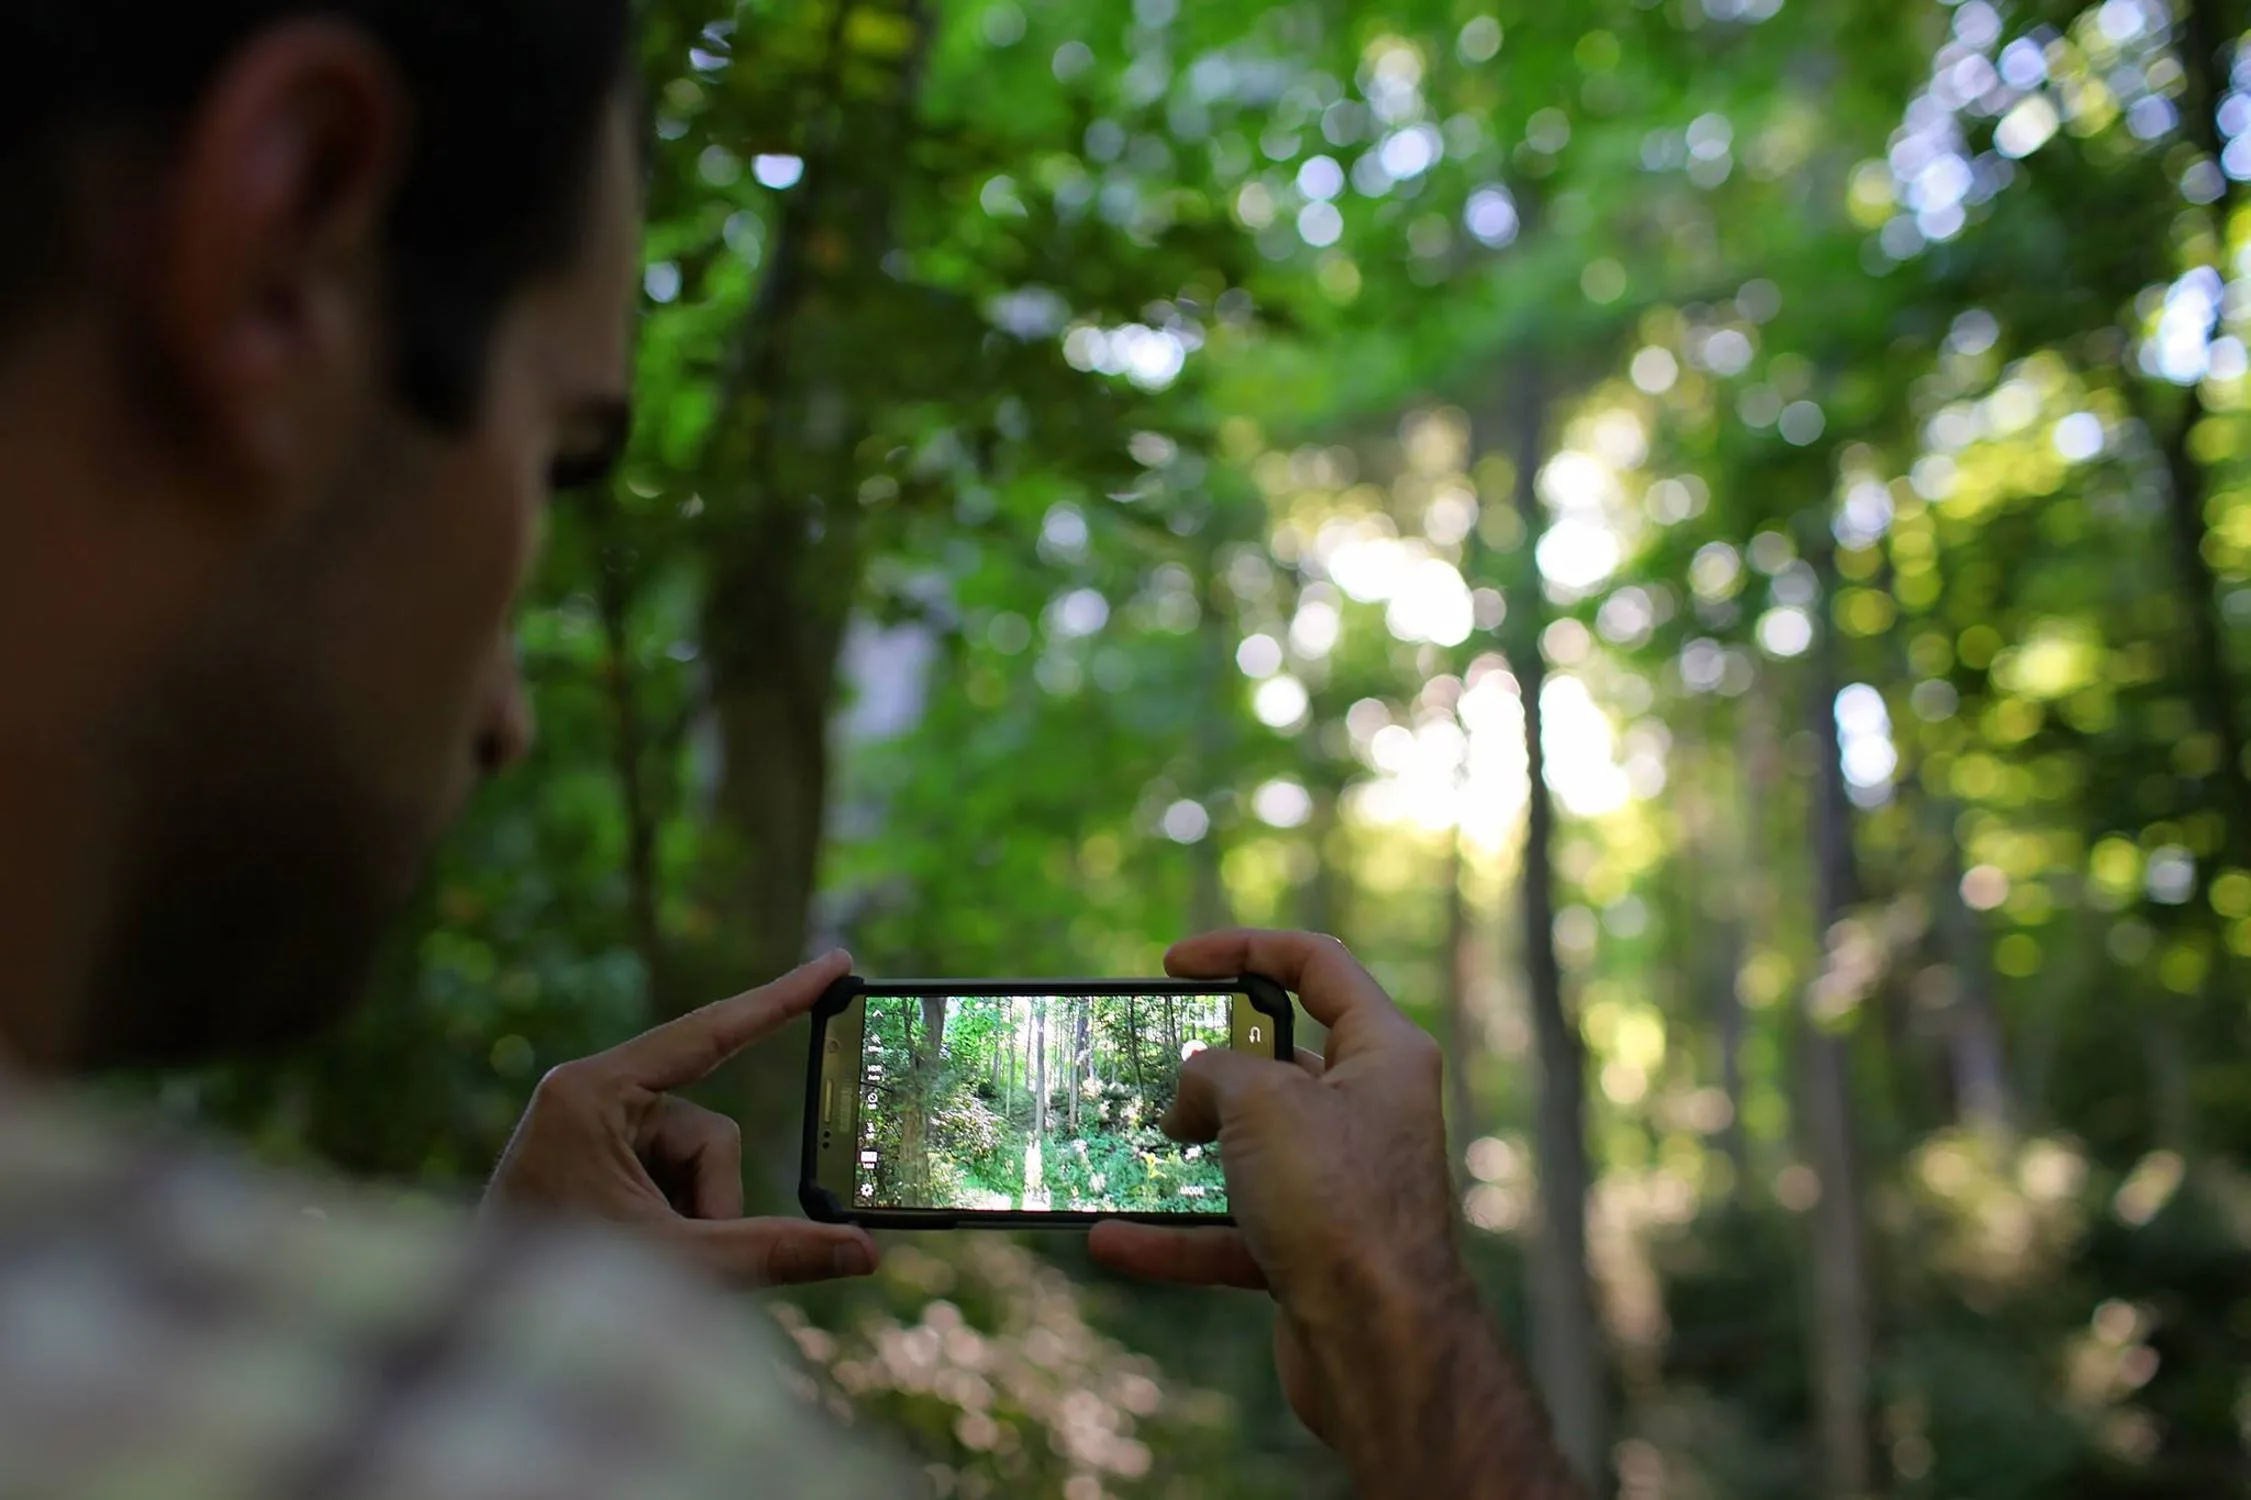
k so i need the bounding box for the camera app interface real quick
[853,993,1235,1214]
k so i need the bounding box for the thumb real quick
[674,1218,879,1287]
[1162,1046,1294,1145]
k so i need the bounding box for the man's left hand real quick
[485,950,877,1286]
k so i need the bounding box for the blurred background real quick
[137,0,2251,1494]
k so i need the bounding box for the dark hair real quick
[0,1,634,430]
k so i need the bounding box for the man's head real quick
[0,2,641,1068]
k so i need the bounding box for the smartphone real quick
[801,976,1292,1228]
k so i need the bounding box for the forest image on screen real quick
[855,994,1231,1213]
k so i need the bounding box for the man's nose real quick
[475,641,536,776]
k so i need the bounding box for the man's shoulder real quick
[0,1090,899,1498]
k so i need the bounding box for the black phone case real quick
[800,975,1293,1230]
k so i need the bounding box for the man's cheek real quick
[491,434,551,607]
[452,448,542,637]
[393,454,535,754]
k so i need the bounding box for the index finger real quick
[1165,930,1412,1044]
[601,950,853,1092]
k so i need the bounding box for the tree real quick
[1069,996,1092,1135]
[1032,994,1048,1146]
[176,2,2251,1493]
[1497,376,1607,1489]
[898,994,949,1198]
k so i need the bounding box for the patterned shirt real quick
[0,1090,908,1498]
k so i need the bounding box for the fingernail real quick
[822,948,852,969]
[832,1238,873,1277]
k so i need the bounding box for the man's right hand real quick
[484,952,878,1288]
[1088,931,1585,1500]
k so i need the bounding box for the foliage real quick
[857,994,1228,1213]
[776,1240,1267,1499]
[154,0,2251,1495]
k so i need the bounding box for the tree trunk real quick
[1711,916,1751,1196]
[1068,996,1089,1135]
[592,512,666,1015]
[698,529,856,1185]
[2146,1012,2196,1154]
[1303,783,1345,937]
[907,995,947,1196]
[2156,411,2251,855]
[1078,999,1092,1096]
[1125,992,1146,1100]
[1802,558,1878,1500]
[704,534,855,976]
[1296,783,1344,1065]
[1190,822,1229,937]
[1033,997,1048,1144]
[1690,721,1750,1199]
[685,0,935,1202]
[1502,374,1606,1489]
[1443,825,1481,1160]
[1928,807,2013,1140]
[1191,534,1235,937]
[898,1002,923,1198]
[2158,0,2251,866]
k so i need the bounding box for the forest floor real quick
[944,1137,1052,1211]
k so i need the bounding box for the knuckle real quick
[1235,1067,1298,1117]
[533,1062,597,1108]
[1397,1029,1444,1078]
[1233,1070,1278,1107]
[690,1025,735,1075]
[753,1237,797,1284]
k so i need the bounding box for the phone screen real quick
[850,991,1242,1215]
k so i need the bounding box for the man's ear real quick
[148,21,406,516]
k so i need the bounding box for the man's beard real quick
[79,634,435,1071]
